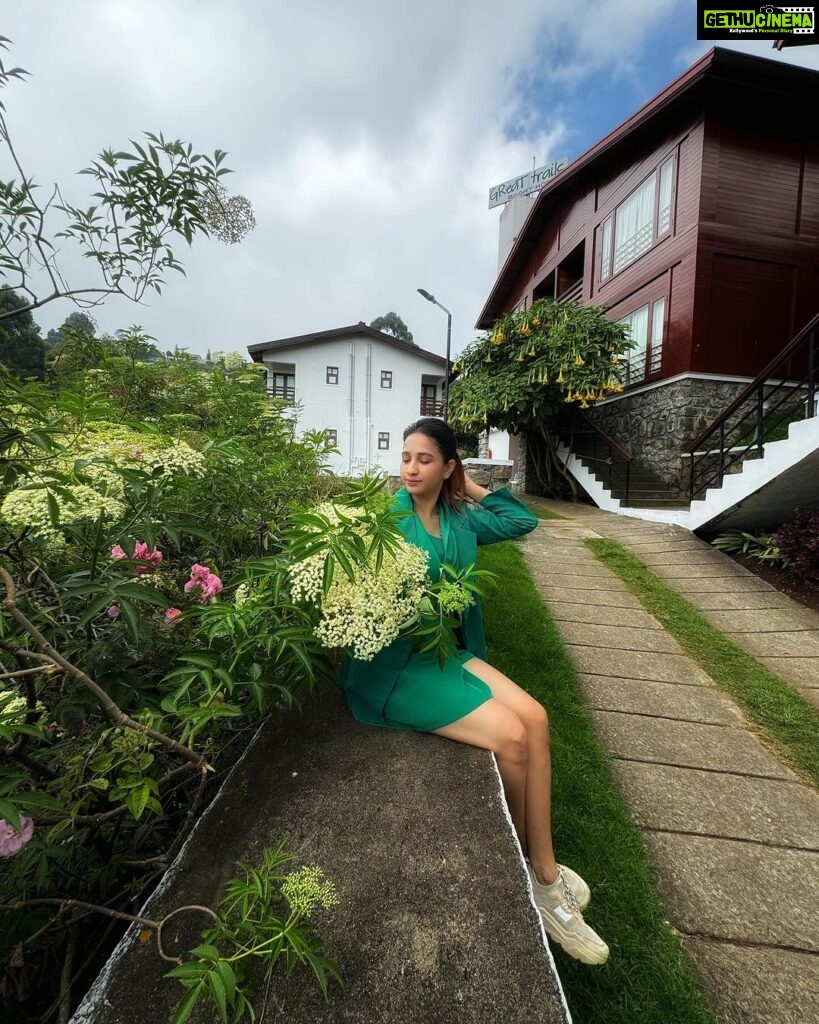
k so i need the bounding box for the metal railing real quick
[420,396,444,417]
[269,386,295,403]
[687,311,819,500]
[557,410,633,504]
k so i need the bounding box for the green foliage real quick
[369,311,414,343]
[0,286,45,379]
[449,298,630,434]
[711,529,784,565]
[167,843,342,1023]
[0,355,339,1018]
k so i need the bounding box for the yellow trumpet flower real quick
[573,354,585,367]
[527,346,537,357]
[556,370,565,384]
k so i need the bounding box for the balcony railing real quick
[557,278,583,304]
[420,396,444,417]
[269,386,295,403]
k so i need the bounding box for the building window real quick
[600,155,675,282]
[325,429,338,446]
[381,370,393,389]
[271,372,295,402]
[326,366,339,385]
[617,295,666,385]
[378,432,390,450]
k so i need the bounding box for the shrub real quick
[772,507,819,587]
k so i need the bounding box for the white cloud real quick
[3,1,817,360]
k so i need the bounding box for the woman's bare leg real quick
[434,658,559,885]
[429,698,530,853]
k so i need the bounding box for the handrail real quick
[686,310,819,454]
[574,411,633,462]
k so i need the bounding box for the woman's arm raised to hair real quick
[462,472,539,544]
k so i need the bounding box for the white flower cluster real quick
[288,502,429,661]
[1,485,126,541]
[1,423,205,540]
[280,865,339,918]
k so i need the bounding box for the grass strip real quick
[478,542,717,1024]
[585,538,819,789]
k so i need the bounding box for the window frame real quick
[616,294,667,386]
[377,431,390,451]
[380,370,393,390]
[599,153,676,284]
[326,365,339,385]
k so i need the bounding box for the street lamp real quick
[417,288,452,422]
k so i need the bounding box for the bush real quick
[772,507,819,587]
[0,358,339,1020]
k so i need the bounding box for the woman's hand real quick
[462,469,490,503]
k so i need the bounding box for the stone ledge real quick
[71,686,570,1024]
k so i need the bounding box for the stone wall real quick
[585,377,750,493]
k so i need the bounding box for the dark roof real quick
[247,322,445,366]
[477,46,819,328]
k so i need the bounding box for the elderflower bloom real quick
[280,866,339,918]
[288,502,429,661]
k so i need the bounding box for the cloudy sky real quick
[4,2,818,360]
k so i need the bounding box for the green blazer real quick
[338,485,539,727]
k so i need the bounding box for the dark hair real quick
[402,417,466,510]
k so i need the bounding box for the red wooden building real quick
[477,47,819,504]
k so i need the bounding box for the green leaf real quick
[118,600,141,642]
[169,981,204,1024]
[207,968,228,1021]
[14,791,61,811]
[125,783,151,821]
[0,798,22,831]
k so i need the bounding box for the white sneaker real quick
[529,860,590,911]
[527,864,609,965]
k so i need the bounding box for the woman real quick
[339,418,608,965]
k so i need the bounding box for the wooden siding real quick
[487,53,819,390]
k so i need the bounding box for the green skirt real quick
[378,648,493,732]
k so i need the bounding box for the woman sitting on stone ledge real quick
[339,417,609,966]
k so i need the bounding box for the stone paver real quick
[644,832,819,951]
[759,657,819,688]
[569,646,713,685]
[589,710,794,779]
[579,674,740,725]
[551,604,662,629]
[608,760,819,846]
[559,622,683,654]
[706,609,819,632]
[537,586,643,609]
[521,512,819,1024]
[681,939,819,1024]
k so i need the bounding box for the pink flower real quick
[131,446,143,460]
[132,541,163,574]
[0,816,34,858]
[165,607,182,623]
[107,605,121,619]
[184,564,223,604]
[111,545,127,560]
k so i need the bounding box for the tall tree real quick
[0,287,45,378]
[370,312,414,343]
[0,38,256,325]
[44,312,97,349]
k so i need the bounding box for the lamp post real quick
[417,288,451,422]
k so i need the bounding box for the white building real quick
[247,323,447,476]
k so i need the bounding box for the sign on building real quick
[488,157,569,209]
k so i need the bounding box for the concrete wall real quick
[261,334,445,476]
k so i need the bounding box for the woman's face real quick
[400,431,455,501]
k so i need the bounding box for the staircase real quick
[554,311,819,531]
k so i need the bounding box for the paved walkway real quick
[519,501,819,1024]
